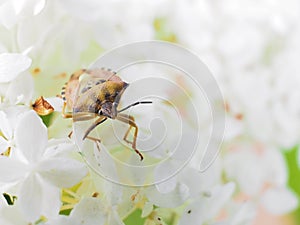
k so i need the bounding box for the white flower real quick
[47,170,126,225]
[5,71,34,105]
[0,196,47,225]
[0,111,13,154]
[0,53,32,83]
[0,112,15,154]
[47,197,124,225]
[226,202,256,225]
[223,142,298,215]
[149,160,222,208]
[0,0,46,29]
[0,53,33,105]
[178,182,235,225]
[130,163,223,224]
[0,106,29,154]
[57,0,155,49]
[261,187,298,215]
[224,69,300,148]
[0,110,87,221]
[158,0,300,149]
[145,182,189,208]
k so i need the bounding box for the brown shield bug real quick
[61,68,151,161]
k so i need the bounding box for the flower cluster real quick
[0,0,299,225]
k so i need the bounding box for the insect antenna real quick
[118,101,152,113]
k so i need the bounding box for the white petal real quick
[71,197,106,225]
[0,2,17,29]
[1,106,28,131]
[93,178,123,206]
[44,139,76,158]
[6,72,34,104]
[33,0,46,15]
[15,110,48,163]
[179,166,221,198]
[11,0,27,15]
[59,0,103,21]
[155,174,177,194]
[0,156,28,183]
[0,111,13,139]
[45,97,64,112]
[154,159,180,191]
[40,180,61,218]
[107,208,125,225]
[224,151,264,195]
[261,187,298,215]
[224,116,243,140]
[0,41,7,53]
[0,204,29,225]
[0,136,9,154]
[262,148,287,186]
[13,0,46,16]
[211,222,229,225]
[141,202,153,218]
[19,173,43,221]
[204,182,235,220]
[179,183,235,225]
[37,158,87,188]
[80,142,119,184]
[0,53,32,83]
[229,202,256,225]
[46,216,73,225]
[0,82,8,96]
[146,183,189,208]
[178,200,204,225]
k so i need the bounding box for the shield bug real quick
[61,68,151,161]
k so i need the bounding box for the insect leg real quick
[62,102,73,118]
[63,104,96,121]
[73,112,98,122]
[68,130,73,138]
[123,125,133,145]
[83,116,107,140]
[117,114,135,144]
[68,130,102,151]
[84,136,102,151]
[116,113,144,161]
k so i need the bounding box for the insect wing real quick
[73,75,106,116]
[78,75,106,95]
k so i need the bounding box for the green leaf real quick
[284,146,300,223]
[59,208,72,216]
[39,112,55,127]
[124,209,146,225]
